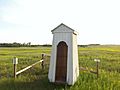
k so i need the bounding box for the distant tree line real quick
[0,42,100,47]
[78,45,88,47]
[0,42,52,47]
[78,44,100,47]
[88,44,100,46]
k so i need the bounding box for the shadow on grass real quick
[0,69,70,90]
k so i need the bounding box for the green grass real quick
[0,46,120,90]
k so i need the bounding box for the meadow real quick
[0,45,120,90]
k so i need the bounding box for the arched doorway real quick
[55,41,68,82]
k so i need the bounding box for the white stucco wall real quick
[72,33,79,84]
[48,24,79,85]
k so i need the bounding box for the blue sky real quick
[0,0,120,45]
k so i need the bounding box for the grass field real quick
[0,45,120,90]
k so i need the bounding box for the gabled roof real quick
[51,23,78,35]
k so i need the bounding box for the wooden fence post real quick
[14,64,17,78]
[13,57,18,78]
[94,59,100,78]
[96,61,99,78]
[41,54,45,70]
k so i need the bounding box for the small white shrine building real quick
[48,23,79,85]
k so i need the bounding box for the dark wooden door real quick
[55,41,68,82]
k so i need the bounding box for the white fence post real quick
[13,57,18,78]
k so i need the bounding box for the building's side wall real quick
[72,33,79,85]
[48,34,56,82]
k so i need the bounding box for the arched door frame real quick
[55,41,68,83]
